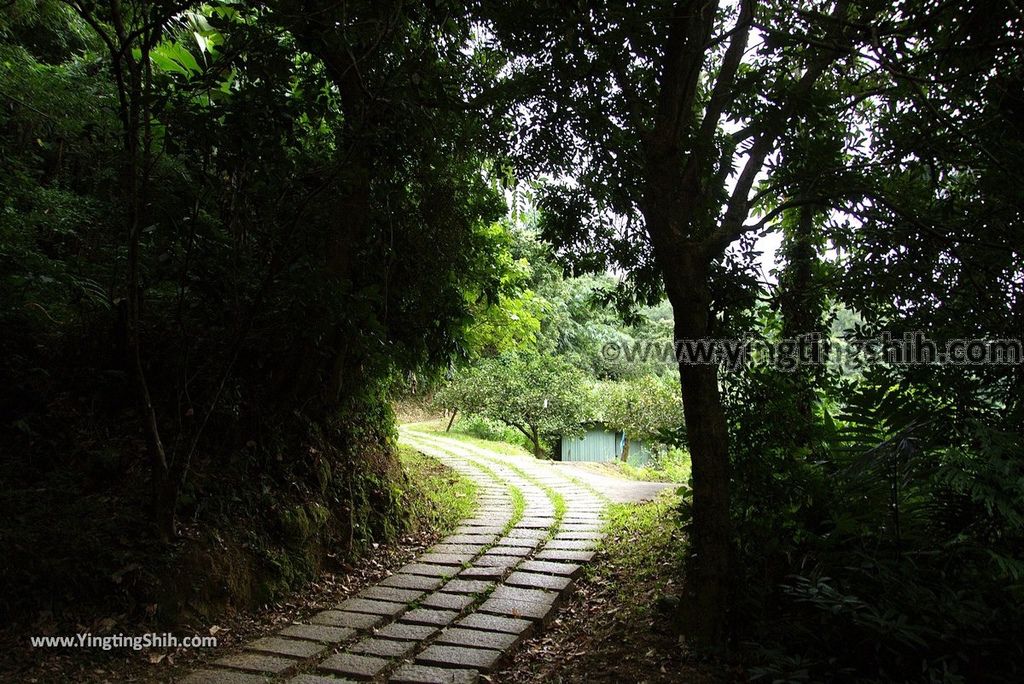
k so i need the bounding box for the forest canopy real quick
[1,0,1022,681]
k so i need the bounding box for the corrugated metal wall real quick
[559,428,653,465]
[560,429,619,462]
[624,438,651,466]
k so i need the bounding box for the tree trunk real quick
[531,426,542,459]
[661,247,732,648]
[675,349,731,647]
[110,23,174,540]
[620,435,631,463]
[780,204,820,424]
[446,408,458,432]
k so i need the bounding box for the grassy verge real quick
[596,491,687,602]
[605,451,691,483]
[398,445,478,535]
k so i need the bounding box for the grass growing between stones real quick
[398,445,478,536]
[509,485,526,529]
[551,490,566,524]
[405,426,572,543]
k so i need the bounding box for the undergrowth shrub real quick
[725,368,1024,682]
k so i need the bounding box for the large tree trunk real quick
[653,241,732,647]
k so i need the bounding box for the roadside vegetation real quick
[1,448,480,682]
[397,446,479,537]
[496,491,722,683]
[580,454,692,485]
[3,1,1021,681]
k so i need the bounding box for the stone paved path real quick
[182,428,661,684]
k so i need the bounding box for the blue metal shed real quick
[558,423,651,465]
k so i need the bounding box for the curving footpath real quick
[183,428,659,684]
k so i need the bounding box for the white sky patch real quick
[754,230,783,284]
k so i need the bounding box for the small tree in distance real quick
[598,375,685,461]
[436,352,590,458]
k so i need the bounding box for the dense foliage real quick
[596,375,685,455]
[472,0,1023,678]
[434,351,590,458]
[0,0,512,624]
[3,0,1022,681]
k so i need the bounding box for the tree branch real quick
[692,0,754,154]
[652,0,721,148]
[700,2,851,258]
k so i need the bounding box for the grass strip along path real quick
[182,426,608,683]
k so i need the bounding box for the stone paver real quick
[399,562,462,577]
[348,636,417,658]
[335,597,408,618]
[472,554,520,570]
[505,571,572,591]
[435,627,520,651]
[310,610,385,631]
[389,663,479,683]
[213,652,296,675]
[380,574,445,591]
[420,592,476,611]
[186,427,671,683]
[454,525,504,535]
[455,613,533,636]
[534,549,596,563]
[505,528,547,539]
[486,545,532,557]
[417,552,476,565]
[441,579,494,595]
[444,534,497,544]
[319,652,389,680]
[374,622,437,641]
[401,608,460,627]
[359,586,425,603]
[429,544,486,555]
[456,566,505,581]
[493,537,540,548]
[490,585,559,605]
[478,597,556,623]
[517,559,583,577]
[279,623,355,644]
[180,669,271,684]
[245,636,327,659]
[416,644,504,672]
[544,539,599,550]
